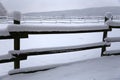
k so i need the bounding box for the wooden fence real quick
[0,12,120,70]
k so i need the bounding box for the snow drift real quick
[1,56,120,80]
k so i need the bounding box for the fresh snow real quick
[8,63,70,75]
[0,14,120,80]
[104,50,120,55]
[0,23,107,36]
[0,22,108,36]
[106,20,120,27]
[0,54,14,61]
[0,30,10,36]
[105,37,120,42]
[1,56,120,80]
[0,24,10,36]
[9,42,110,55]
[8,24,108,32]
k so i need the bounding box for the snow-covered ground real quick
[1,55,120,80]
[0,19,120,78]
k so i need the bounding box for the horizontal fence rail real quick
[1,15,120,24]
[9,42,110,56]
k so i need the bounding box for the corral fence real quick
[1,14,120,24]
[0,12,120,73]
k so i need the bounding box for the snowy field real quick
[1,55,120,80]
[0,19,120,79]
[1,0,120,79]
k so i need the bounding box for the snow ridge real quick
[1,56,120,80]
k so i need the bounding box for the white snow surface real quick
[105,37,120,42]
[8,24,108,32]
[1,56,120,80]
[0,24,10,36]
[104,50,120,54]
[0,23,107,36]
[0,30,10,36]
[106,20,120,27]
[0,54,13,61]
[8,63,69,75]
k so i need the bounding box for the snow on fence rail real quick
[1,14,120,24]
[8,24,109,33]
[9,42,110,56]
[0,12,120,71]
[14,16,105,24]
[105,37,120,42]
[104,50,120,56]
[0,54,14,63]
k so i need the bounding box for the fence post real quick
[101,31,108,56]
[13,11,21,69]
[104,12,113,22]
[101,12,112,56]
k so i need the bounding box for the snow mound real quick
[0,30,10,36]
[106,20,120,27]
[1,56,120,80]
[8,63,69,75]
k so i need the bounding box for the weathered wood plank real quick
[0,36,13,39]
[0,54,27,64]
[27,29,110,34]
[0,58,14,63]
[110,26,120,28]
[9,32,28,38]
[101,31,108,56]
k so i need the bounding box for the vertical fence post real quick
[104,12,113,22]
[101,12,112,56]
[101,31,108,56]
[13,11,21,69]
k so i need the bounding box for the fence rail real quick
[1,15,120,24]
[0,12,120,70]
